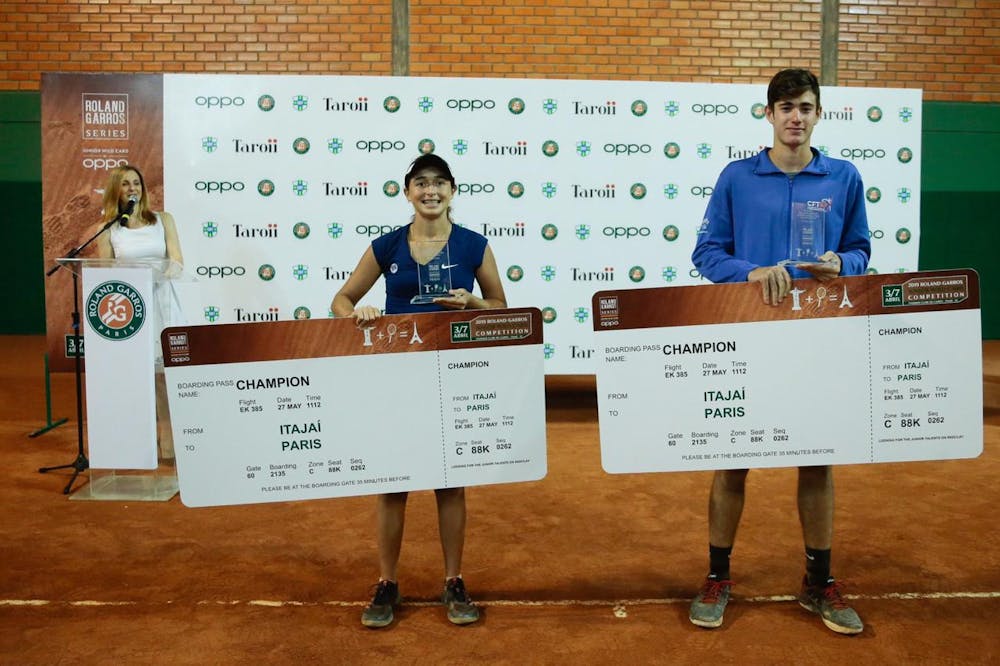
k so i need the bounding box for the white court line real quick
[1,591,999,609]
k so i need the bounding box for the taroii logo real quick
[662,225,680,242]
[235,307,280,322]
[628,266,645,283]
[328,138,344,154]
[543,343,555,360]
[822,106,854,121]
[235,223,277,239]
[541,265,557,281]
[324,181,369,197]
[325,96,368,112]
[484,140,527,156]
[572,184,614,199]
[663,184,679,199]
[479,221,524,238]
[418,139,436,154]
[696,143,712,159]
[293,306,312,320]
[573,100,616,115]
[292,180,308,196]
[572,267,614,282]
[541,182,557,198]
[201,136,218,153]
[576,141,592,157]
[83,93,128,140]
[866,187,882,204]
[86,281,145,340]
[726,145,764,160]
[417,96,434,113]
[204,306,220,323]
[750,103,767,120]
[258,95,276,112]
[292,95,308,111]
[630,183,647,200]
[542,98,558,115]
[867,106,883,122]
[383,96,401,113]
[508,98,526,115]
[507,181,525,198]
[383,181,401,197]
[323,267,353,281]
[574,307,590,323]
[899,107,913,123]
[897,147,914,164]
[453,139,469,155]
[506,265,524,282]
[631,100,648,116]
[541,307,557,323]
[897,188,912,204]
[327,222,343,239]
[575,224,591,240]
[202,221,218,238]
[292,222,310,239]
[292,138,310,154]
[258,264,276,281]
[662,266,678,282]
[258,180,275,197]
[663,142,681,159]
[292,264,309,281]
[807,198,832,212]
[234,138,278,154]
[896,228,912,244]
[664,101,680,117]
[541,224,559,241]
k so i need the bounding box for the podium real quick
[55,257,189,501]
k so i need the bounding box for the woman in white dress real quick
[95,164,184,461]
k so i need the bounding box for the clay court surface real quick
[2,335,998,664]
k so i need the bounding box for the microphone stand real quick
[39,214,124,494]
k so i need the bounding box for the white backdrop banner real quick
[160,75,921,374]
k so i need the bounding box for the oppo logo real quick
[195,181,246,193]
[196,265,246,278]
[447,99,496,111]
[604,143,652,155]
[603,226,651,239]
[195,96,245,108]
[690,186,714,197]
[82,158,128,170]
[869,229,885,239]
[356,139,406,152]
[457,183,495,195]
[692,103,739,115]
[841,148,886,160]
[355,224,403,237]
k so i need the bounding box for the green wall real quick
[1,92,997,337]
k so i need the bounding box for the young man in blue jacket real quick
[689,68,870,635]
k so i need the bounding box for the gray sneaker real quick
[361,580,400,628]
[798,576,863,635]
[689,577,732,628]
[442,577,480,625]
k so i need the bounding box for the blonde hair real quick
[100,164,156,225]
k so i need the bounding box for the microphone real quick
[119,195,138,226]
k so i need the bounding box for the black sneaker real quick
[361,580,400,628]
[442,577,480,625]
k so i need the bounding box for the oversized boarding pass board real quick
[593,270,982,473]
[161,308,546,507]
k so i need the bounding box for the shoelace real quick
[372,580,396,605]
[822,581,849,609]
[699,579,732,603]
[446,578,470,603]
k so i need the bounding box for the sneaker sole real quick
[689,615,724,629]
[798,600,863,635]
[447,613,479,625]
[361,614,394,628]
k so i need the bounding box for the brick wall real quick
[0,0,996,101]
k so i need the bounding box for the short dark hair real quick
[404,153,456,189]
[767,69,821,110]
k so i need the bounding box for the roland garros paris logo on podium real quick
[86,281,146,340]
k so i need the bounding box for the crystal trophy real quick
[411,243,454,304]
[779,201,829,266]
